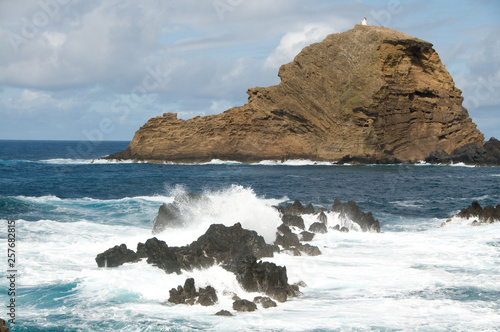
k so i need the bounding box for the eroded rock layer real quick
[109,25,484,163]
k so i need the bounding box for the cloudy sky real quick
[1,0,499,141]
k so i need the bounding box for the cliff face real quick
[110,25,484,163]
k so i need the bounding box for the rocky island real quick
[108,25,488,164]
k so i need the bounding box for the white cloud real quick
[5,89,75,114]
[0,1,499,140]
[43,31,66,48]
[264,24,338,69]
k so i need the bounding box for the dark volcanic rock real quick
[137,223,279,274]
[153,193,211,234]
[254,296,277,308]
[448,201,500,224]
[281,215,305,229]
[98,223,282,295]
[223,255,293,302]
[330,199,380,232]
[309,222,327,234]
[190,222,277,262]
[215,310,233,316]
[275,228,300,248]
[425,138,500,166]
[95,244,139,268]
[299,231,315,242]
[317,211,328,224]
[296,244,321,256]
[139,237,183,274]
[233,299,257,312]
[168,278,218,306]
[284,200,315,215]
[198,286,218,306]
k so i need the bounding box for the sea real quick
[0,140,499,332]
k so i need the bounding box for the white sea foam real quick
[258,159,336,166]
[3,193,500,330]
[450,162,476,167]
[155,184,284,244]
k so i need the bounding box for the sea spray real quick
[156,184,284,244]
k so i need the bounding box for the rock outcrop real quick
[95,244,139,268]
[445,201,500,225]
[108,25,483,163]
[168,278,218,306]
[152,193,210,234]
[97,223,297,302]
[330,199,381,232]
[425,137,500,165]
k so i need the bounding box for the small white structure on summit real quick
[361,17,368,25]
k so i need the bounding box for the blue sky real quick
[0,0,499,141]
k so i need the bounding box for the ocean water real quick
[0,140,499,331]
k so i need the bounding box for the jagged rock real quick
[299,231,315,242]
[254,296,277,308]
[296,244,321,256]
[275,229,300,248]
[317,211,328,224]
[223,255,294,302]
[447,201,500,225]
[190,222,278,262]
[426,138,500,165]
[281,215,305,229]
[215,310,233,316]
[283,200,315,215]
[309,222,327,234]
[330,199,380,232]
[197,286,218,306]
[168,278,217,306]
[138,237,183,274]
[108,25,483,164]
[95,244,139,268]
[135,223,278,274]
[183,278,197,298]
[332,225,350,233]
[232,299,257,312]
[153,193,211,234]
[168,285,188,305]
